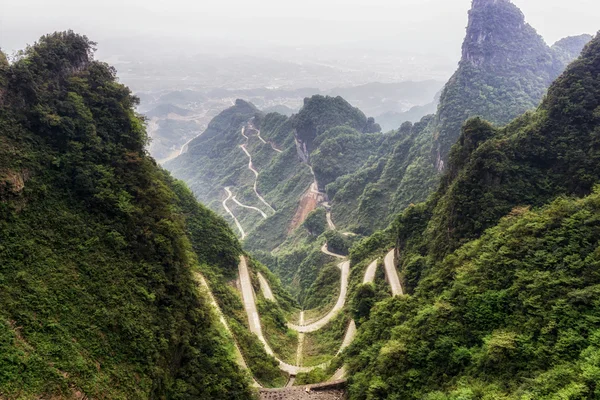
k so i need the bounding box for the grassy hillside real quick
[0,32,253,399]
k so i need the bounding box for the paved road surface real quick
[222,187,246,239]
[240,144,276,213]
[269,142,283,153]
[288,260,350,333]
[238,257,315,375]
[363,260,378,284]
[194,273,261,387]
[337,320,357,355]
[258,272,275,301]
[232,194,268,219]
[326,211,336,230]
[256,130,268,144]
[296,312,305,367]
[241,126,249,140]
[320,243,346,259]
[384,249,404,296]
[333,259,378,358]
[178,134,201,156]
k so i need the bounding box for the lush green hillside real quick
[292,95,381,156]
[327,117,437,234]
[344,32,600,400]
[0,32,253,399]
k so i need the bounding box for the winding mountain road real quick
[232,194,268,219]
[216,121,407,386]
[256,130,267,144]
[194,273,261,388]
[241,126,249,140]
[179,134,201,156]
[222,187,246,239]
[296,312,305,367]
[240,144,276,213]
[238,257,316,375]
[269,142,283,153]
[333,259,380,358]
[363,260,378,285]
[258,272,275,301]
[251,251,383,380]
[326,211,336,230]
[288,260,350,333]
[384,249,403,296]
[320,243,346,259]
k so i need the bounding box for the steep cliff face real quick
[432,0,591,171]
[319,1,592,236]
[462,0,546,68]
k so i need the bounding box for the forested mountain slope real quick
[345,32,600,400]
[166,95,380,252]
[325,0,591,234]
[0,33,253,399]
[431,0,592,171]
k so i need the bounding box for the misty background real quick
[2,0,598,161]
[3,0,598,57]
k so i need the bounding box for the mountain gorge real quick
[325,0,592,235]
[163,1,599,397]
[2,0,600,398]
[167,0,592,276]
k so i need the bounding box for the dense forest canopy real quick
[0,31,252,399]
[344,32,600,400]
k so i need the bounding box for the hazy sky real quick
[1,0,598,56]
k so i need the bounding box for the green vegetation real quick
[303,264,341,311]
[256,297,298,365]
[0,32,253,399]
[303,208,327,237]
[302,312,350,367]
[432,0,591,168]
[344,33,600,400]
[347,190,600,399]
[311,127,385,188]
[323,230,353,256]
[248,259,300,366]
[292,95,381,154]
[294,368,329,386]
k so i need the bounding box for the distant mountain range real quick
[141,80,444,162]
